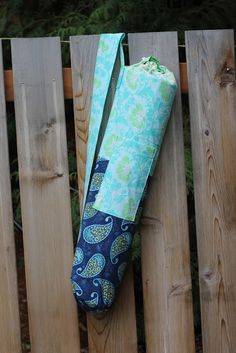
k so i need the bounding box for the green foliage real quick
[185,147,194,194]
[68,157,81,240]
[11,168,21,225]
[132,231,141,268]
[1,0,235,40]
[1,0,235,64]
[70,189,80,240]
[182,99,194,194]
[6,110,22,228]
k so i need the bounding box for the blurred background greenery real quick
[1,0,236,64]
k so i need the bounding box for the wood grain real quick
[11,37,80,353]
[128,32,195,353]
[70,35,100,214]
[87,264,137,353]
[0,40,22,353]
[185,29,236,353]
[70,35,138,353]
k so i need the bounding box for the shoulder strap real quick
[83,33,125,209]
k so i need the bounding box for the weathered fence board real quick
[186,29,236,353]
[0,40,22,353]
[70,35,138,353]
[70,35,100,214]
[87,263,137,353]
[128,32,195,353]
[11,37,80,353]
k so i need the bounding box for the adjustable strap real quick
[83,33,125,209]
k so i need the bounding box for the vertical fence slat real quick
[70,35,138,353]
[11,37,80,353]
[70,35,99,215]
[87,263,137,353]
[128,32,195,353]
[0,40,22,353]
[185,29,236,353]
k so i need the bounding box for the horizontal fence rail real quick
[0,29,235,353]
[3,63,188,102]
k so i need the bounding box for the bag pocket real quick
[93,138,156,221]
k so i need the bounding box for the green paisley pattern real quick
[73,247,84,265]
[125,69,138,90]
[110,232,132,264]
[93,278,115,307]
[94,60,177,221]
[118,262,127,282]
[77,253,105,278]
[130,103,145,129]
[103,133,122,156]
[83,216,113,243]
[82,33,125,208]
[90,172,104,191]
[159,80,171,102]
[98,38,109,52]
[85,292,99,308]
[94,77,102,89]
[121,219,134,231]
[71,281,83,297]
[83,201,98,220]
[116,156,132,182]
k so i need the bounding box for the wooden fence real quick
[0,29,235,353]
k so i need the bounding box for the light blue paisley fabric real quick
[92,48,177,221]
[71,33,177,312]
[83,33,125,209]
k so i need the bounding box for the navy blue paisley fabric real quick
[71,157,146,312]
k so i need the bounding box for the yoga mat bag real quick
[71,33,177,312]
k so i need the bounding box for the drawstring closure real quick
[138,56,166,74]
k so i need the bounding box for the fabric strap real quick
[83,33,125,209]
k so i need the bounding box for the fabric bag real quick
[71,33,177,312]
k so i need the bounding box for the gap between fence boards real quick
[3,63,188,102]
